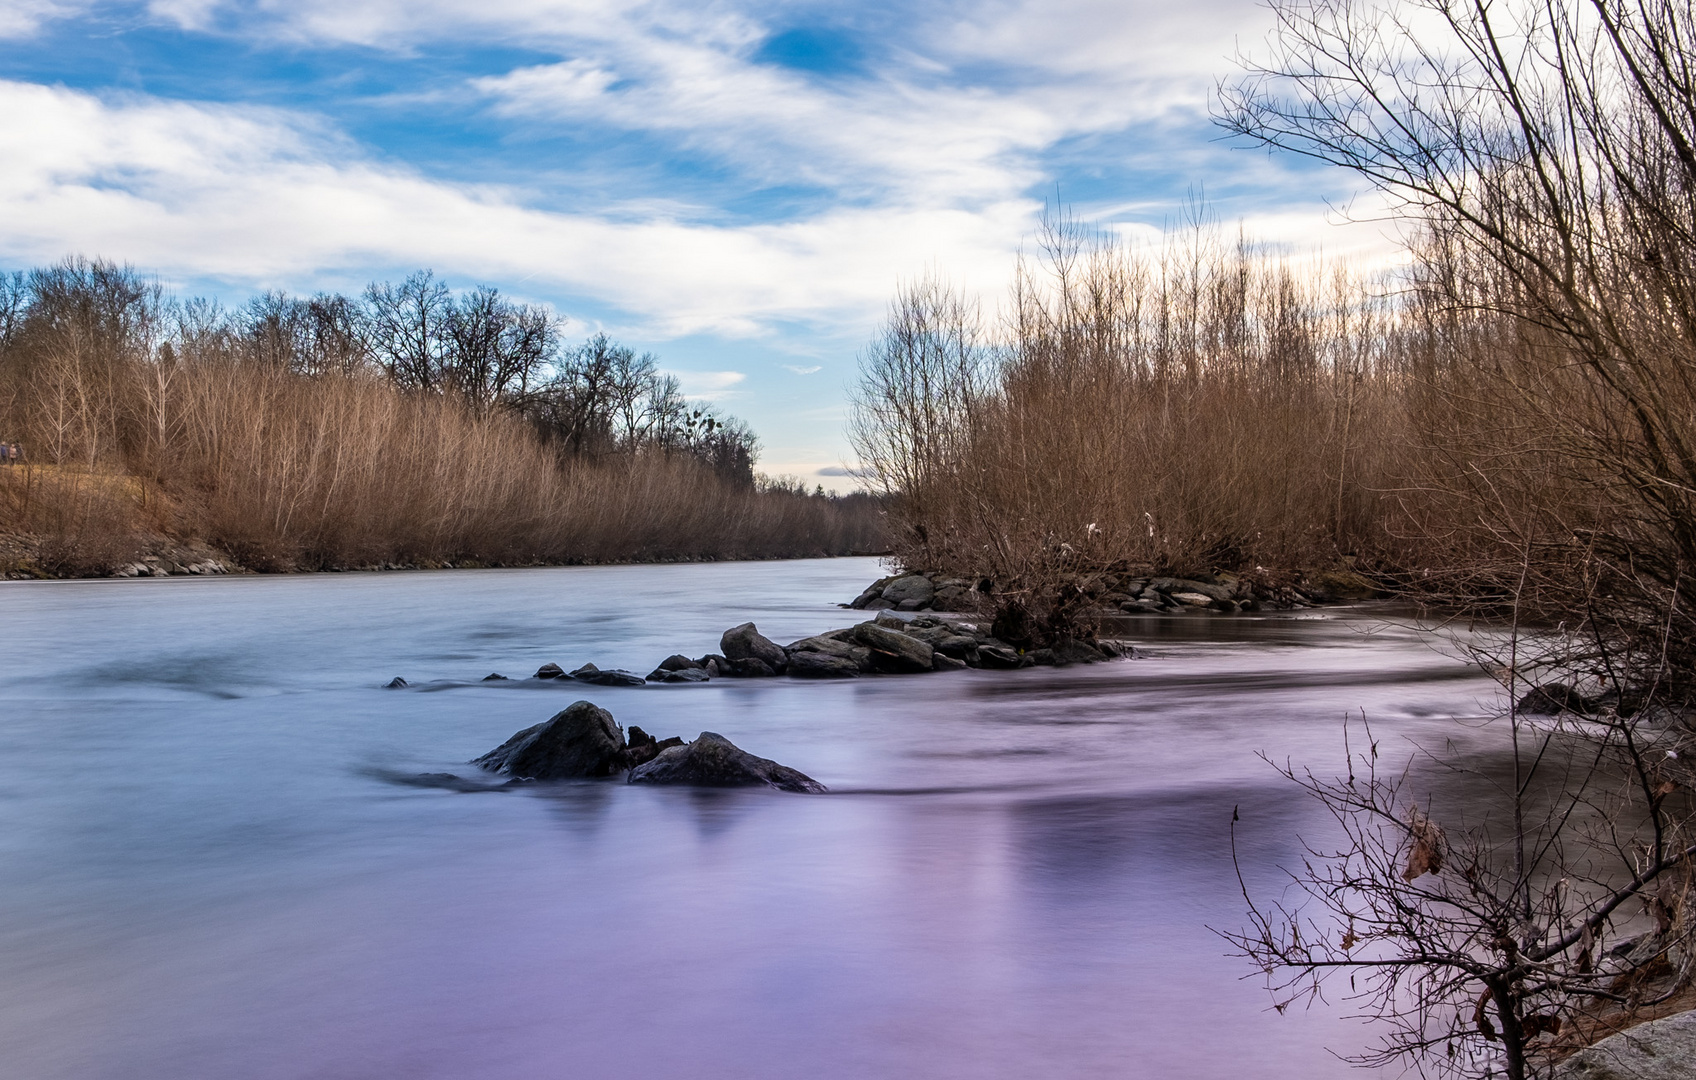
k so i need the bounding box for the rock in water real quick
[881,573,936,610]
[850,621,935,673]
[577,668,647,687]
[481,672,509,681]
[473,701,628,779]
[384,676,408,689]
[1555,1010,1696,1079]
[720,622,788,673]
[534,663,565,679]
[627,731,825,793]
[655,667,711,683]
[787,650,860,678]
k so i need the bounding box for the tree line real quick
[1,265,757,486]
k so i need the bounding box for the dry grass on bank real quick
[0,344,883,578]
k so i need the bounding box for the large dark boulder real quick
[724,657,778,677]
[787,650,860,678]
[534,663,565,679]
[848,576,895,609]
[850,621,935,673]
[472,701,627,779]
[720,622,788,672]
[627,731,826,793]
[881,574,936,610]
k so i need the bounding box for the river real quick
[0,557,1508,1079]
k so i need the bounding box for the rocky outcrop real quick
[1555,1010,1696,1079]
[720,622,788,673]
[472,700,628,779]
[846,565,1389,616]
[627,731,826,793]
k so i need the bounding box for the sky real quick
[0,0,1399,487]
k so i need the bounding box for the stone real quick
[653,654,702,673]
[862,598,896,611]
[473,701,628,779]
[1554,1010,1696,1079]
[481,673,509,681]
[932,653,968,671]
[849,576,895,609]
[787,651,861,678]
[569,663,600,678]
[576,668,647,687]
[931,582,977,612]
[534,663,565,679]
[656,667,711,683]
[624,726,685,767]
[724,657,777,677]
[976,645,1025,669]
[785,634,860,660]
[1150,577,1233,602]
[384,676,408,689]
[720,622,788,673]
[881,574,936,608]
[1171,591,1215,607]
[1053,639,1107,664]
[851,621,935,673]
[1303,569,1380,601]
[627,731,826,793]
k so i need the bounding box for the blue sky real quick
[0,0,1396,486]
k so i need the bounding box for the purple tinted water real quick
[0,559,1507,1078]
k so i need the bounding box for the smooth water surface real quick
[0,559,1509,1078]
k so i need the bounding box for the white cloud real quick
[782,364,822,375]
[665,369,746,400]
[0,80,1034,337]
[0,0,85,37]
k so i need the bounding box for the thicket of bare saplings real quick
[852,216,1436,638]
[0,263,883,574]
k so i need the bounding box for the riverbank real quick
[0,460,887,579]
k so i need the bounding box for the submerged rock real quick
[384,676,408,689]
[472,700,628,779]
[534,663,566,680]
[481,672,509,681]
[720,622,788,673]
[627,731,826,793]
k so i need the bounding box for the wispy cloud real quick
[782,364,822,375]
[0,0,86,37]
[665,369,746,400]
